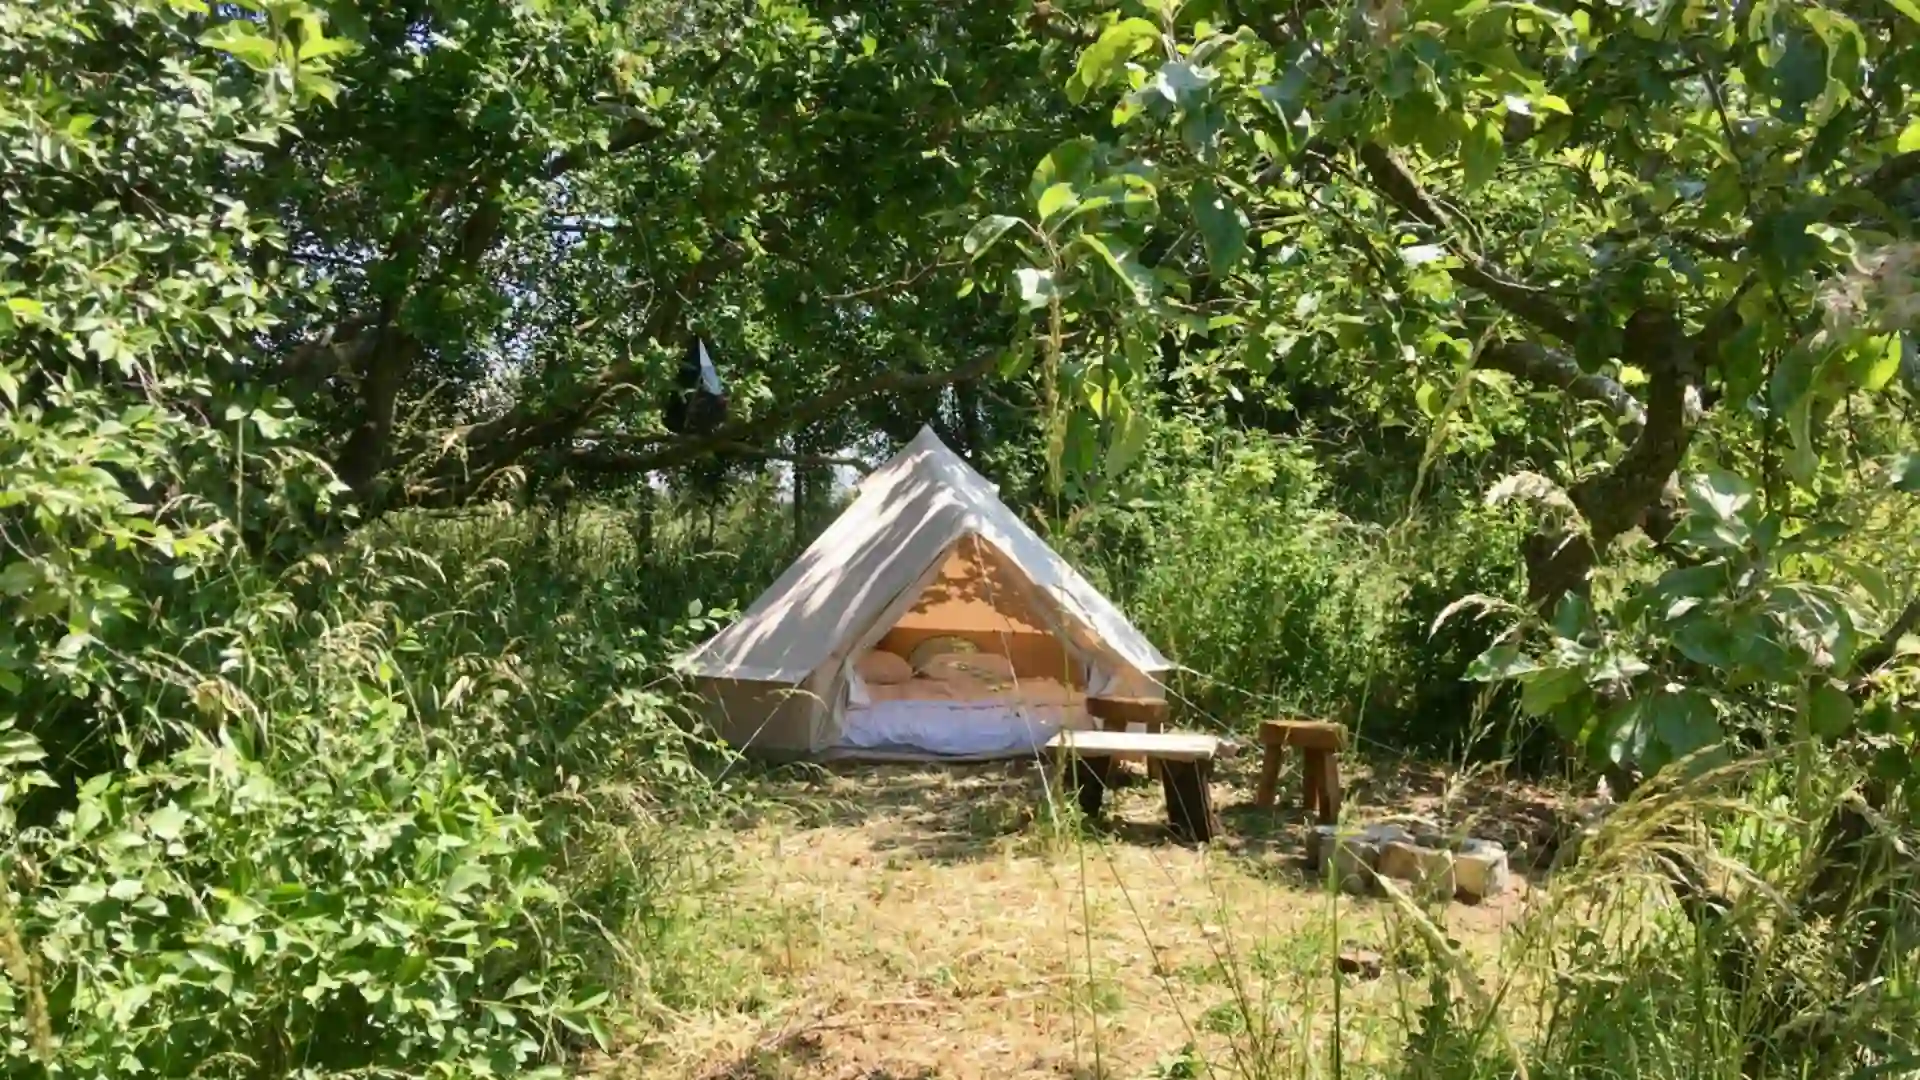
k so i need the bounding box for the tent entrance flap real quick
[875,533,1089,685]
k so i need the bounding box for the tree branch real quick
[542,114,668,181]
[598,347,1000,476]
[1356,144,1583,343]
[1856,596,1920,678]
[568,437,875,474]
[820,259,962,302]
[1483,340,1645,428]
[1571,310,1701,546]
[1865,150,1920,199]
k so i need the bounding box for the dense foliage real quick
[3,0,1918,1077]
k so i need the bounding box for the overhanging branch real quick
[543,114,667,181]
[1357,144,1583,344]
[601,347,999,475]
[1483,340,1645,428]
[569,437,875,474]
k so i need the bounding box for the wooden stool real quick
[1087,695,1168,779]
[1254,719,1346,823]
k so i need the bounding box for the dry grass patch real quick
[616,756,1566,1080]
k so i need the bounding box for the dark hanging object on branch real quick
[664,335,730,436]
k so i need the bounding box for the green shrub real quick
[3,716,602,1078]
[1067,419,1527,752]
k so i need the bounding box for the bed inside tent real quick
[835,535,1099,760]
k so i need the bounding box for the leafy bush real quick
[0,8,746,1075]
[1069,418,1526,752]
[3,717,602,1078]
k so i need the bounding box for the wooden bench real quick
[1253,719,1346,824]
[1046,729,1225,842]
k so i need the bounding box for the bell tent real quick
[677,426,1174,759]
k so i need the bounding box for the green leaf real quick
[1014,267,1058,310]
[0,561,36,597]
[1187,181,1248,276]
[1855,334,1902,391]
[1675,471,1757,551]
[1519,667,1584,716]
[1068,18,1160,105]
[1414,382,1441,418]
[1104,399,1151,483]
[1071,173,1160,220]
[1461,114,1503,190]
[199,21,281,72]
[1145,61,1215,109]
[1076,235,1155,304]
[963,215,1022,260]
[0,728,44,767]
[1595,689,1720,771]
[188,947,231,974]
[1553,592,1591,640]
[1654,561,1735,606]
[1890,451,1920,493]
[1900,118,1920,153]
[1685,470,1756,522]
[1785,392,1818,485]
[1674,611,1763,671]
[147,803,189,842]
[1465,641,1539,681]
[297,35,357,62]
[1037,182,1078,222]
[1031,138,1101,206]
[1806,681,1855,739]
[1649,690,1719,762]
[445,863,492,899]
[1887,0,1920,25]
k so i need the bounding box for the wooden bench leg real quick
[1255,744,1284,808]
[1161,759,1219,843]
[1071,754,1114,818]
[1145,720,1165,781]
[1302,749,1325,818]
[1315,751,1342,824]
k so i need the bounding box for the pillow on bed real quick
[907,635,978,671]
[854,649,914,685]
[918,650,1015,683]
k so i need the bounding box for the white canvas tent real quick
[678,426,1174,759]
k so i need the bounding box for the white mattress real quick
[837,699,1086,759]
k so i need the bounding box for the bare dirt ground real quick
[614,751,1573,1080]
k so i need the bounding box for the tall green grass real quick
[0,494,786,1077]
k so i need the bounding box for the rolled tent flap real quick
[677,425,1173,756]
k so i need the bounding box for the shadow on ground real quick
[725,747,1572,878]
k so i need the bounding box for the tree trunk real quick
[1521,309,1699,608]
[792,458,807,554]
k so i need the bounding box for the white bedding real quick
[839,698,1085,758]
